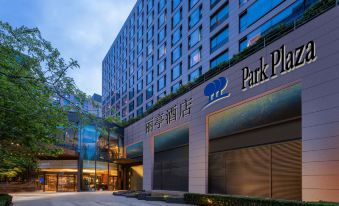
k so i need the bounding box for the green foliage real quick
[299,0,336,23]
[0,22,86,178]
[0,194,12,206]
[121,0,336,127]
[184,193,339,206]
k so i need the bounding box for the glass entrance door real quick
[58,174,76,192]
[45,174,57,191]
[109,176,118,191]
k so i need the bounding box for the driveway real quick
[11,191,194,206]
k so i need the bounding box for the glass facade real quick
[39,117,124,192]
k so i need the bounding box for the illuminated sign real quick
[242,40,317,90]
[202,77,230,110]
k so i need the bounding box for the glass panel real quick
[240,0,284,32]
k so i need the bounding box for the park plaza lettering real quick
[242,40,317,90]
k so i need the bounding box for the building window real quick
[129,51,134,64]
[158,58,166,75]
[116,101,120,111]
[189,5,202,29]
[137,107,143,116]
[188,26,201,48]
[146,85,153,99]
[129,76,134,88]
[137,41,143,54]
[137,26,143,40]
[239,0,310,51]
[138,1,143,14]
[147,11,154,28]
[147,41,153,56]
[158,26,166,43]
[129,89,134,99]
[172,8,182,29]
[146,100,154,110]
[147,0,154,13]
[210,3,229,31]
[129,101,134,112]
[137,94,143,106]
[129,39,134,51]
[158,43,167,59]
[129,113,134,119]
[122,95,128,106]
[171,26,182,46]
[158,75,166,91]
[171,80,182,93]
[172,0,181,11]
[188,67,202,81]
[158,10,167,28]
[147,26,154,42]
[129,64,134,75]
[147,56,154,71]
[210,50,229,69]
[189,0,199,9]
[137,15,143,27]
[189,47,201,68]
[171,63,182,81]
[210,26,229,53]
[137,67,143,80]
[137,80,143,93]
[122,107,127,118]
[159,0,166,12]
[146,70,153,85]
[171,44,182,64]
[137,54,143,66]
[122,83,127,93]
[239,0,284,32]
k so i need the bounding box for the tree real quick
[0,21,87,178]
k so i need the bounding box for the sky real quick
[0,0,137,96]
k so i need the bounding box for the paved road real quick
[11,192,193,206]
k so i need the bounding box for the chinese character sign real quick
[145,98,192,134]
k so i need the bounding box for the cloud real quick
[0,0,137,95]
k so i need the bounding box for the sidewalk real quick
[11,191,194,206]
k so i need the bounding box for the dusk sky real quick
[0,0,137,96]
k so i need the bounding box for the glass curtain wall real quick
[78,123,122,191]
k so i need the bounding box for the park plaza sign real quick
[242,40,317,90]
[202,40,317,110]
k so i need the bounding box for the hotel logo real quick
[202,77,230,110]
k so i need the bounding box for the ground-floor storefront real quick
[123,7,339,202]
[38,160,119,192]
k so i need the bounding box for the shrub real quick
[184,193,339,206]
[0,194,13,206]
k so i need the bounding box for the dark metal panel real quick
[209,84,301,140]
[126,142,143,159]
[208,140,302,200]
[209,119,301,153]
[272,140,302,200]
[154,127,189,153]
[153,146,188,191]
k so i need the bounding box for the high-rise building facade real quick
[102,0,339,203]
[102,0,319,121]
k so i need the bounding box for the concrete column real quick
[143,135,154,191]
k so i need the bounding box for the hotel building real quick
[102,0,339,202]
